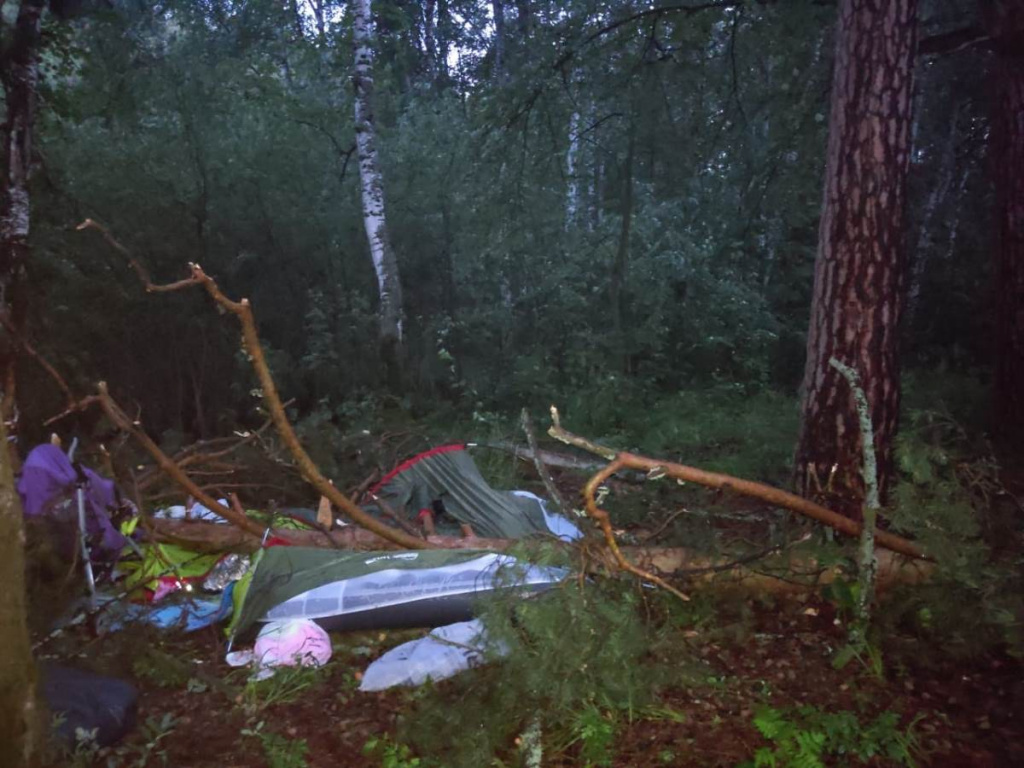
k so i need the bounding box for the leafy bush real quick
[744,705,920,768]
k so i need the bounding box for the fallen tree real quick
[65,218,929,604]
[145,518,933,597]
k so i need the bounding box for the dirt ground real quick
[41,587,1023,768]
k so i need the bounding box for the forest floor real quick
[54,591,1023,768]
[37,469,1024,767]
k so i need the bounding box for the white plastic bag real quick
[359,619,502,691]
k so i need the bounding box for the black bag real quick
[39,663,138,748]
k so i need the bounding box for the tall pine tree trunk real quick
[0,407,38,767]
[0,0,46,444]
[985,1,1024,445]
[353,0,404,386]
[795,0,918,515]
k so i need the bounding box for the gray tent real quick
[365,444,572,540]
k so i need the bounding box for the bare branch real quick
[549,407,926,560]
[79,223,432,550]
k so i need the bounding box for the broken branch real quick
[78,220,430,550]
[549,406,925,560]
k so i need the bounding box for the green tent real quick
[365,444,553,539]
[228,546,566,639]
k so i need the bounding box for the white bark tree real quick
[565,108,582,229]
[352,0,404,380]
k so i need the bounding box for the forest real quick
[0,0,1022,766]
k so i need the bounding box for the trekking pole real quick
[68,438,98,609]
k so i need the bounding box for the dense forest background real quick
[1,0,1009,480]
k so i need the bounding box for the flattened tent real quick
[229,547,566,639]
[365,444,579,540]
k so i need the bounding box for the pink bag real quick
[226,619,332,680]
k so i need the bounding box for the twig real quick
[642,507,689,543]
[548,406,925,560]
[520,407,568,516]
[583,457,691,601]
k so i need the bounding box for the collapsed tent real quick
[365,443,581,540]
[229,547,567,639]
[18,444,126,553]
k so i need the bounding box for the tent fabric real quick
[17,444,126,552]
[367,444,554,539]
[229,547,563,639]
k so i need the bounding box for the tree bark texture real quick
[795,0,918,516]
[985,1,1024,444]
[0,413,39,767]
[0,0,46,434]
[353,0,405,377]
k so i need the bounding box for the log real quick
[145,519,933,596]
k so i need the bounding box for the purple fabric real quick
[17,444,126,552]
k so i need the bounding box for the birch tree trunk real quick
[985,1,1024,445]
[0,0,46,448]
[565,109,582,230]
[353,0,405,385]
[423,0,437,74]
[0,408,39,767]
[795,0,918,516]
[492,0,506,81]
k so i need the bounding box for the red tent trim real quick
[367,443,466,497]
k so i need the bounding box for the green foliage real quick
[243,721,309,768]
[131,647,194,690]
[744,706,920,768]
[362,735,423,768]
[567,704,617,768]
[234,664,325,717]
[883,409,1024,658]
[401,579,702,767]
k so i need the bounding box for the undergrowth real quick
[882,408,1024,660]
[399,578,711,767]
[742,705,921,768]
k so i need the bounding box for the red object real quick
[368,444,466,497]
[264,536,293,548]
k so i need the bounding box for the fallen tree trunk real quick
[145,519,933,596]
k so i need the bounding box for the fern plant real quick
[743,706,920,768]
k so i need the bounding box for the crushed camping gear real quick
[363,443,581,540]
[228,547,568,639]
[225,619,333,681]
[359,619,500,691]
[96,582,237,634]
[203,553,251,592]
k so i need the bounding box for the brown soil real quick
[41,590,1023,768]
